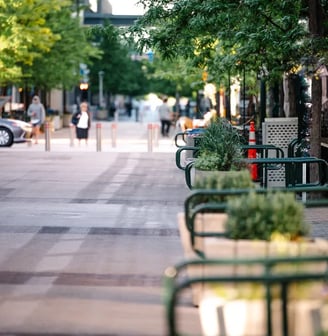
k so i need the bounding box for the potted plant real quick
[180,170,257,255]
[185,117,248,188]
[193,117,246,172]
[178,170,257,306]
[198,190,328,336]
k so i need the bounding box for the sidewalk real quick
[5,120,328,237]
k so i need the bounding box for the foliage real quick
[0,0,68,83]
[194,118,246,171]
[190,170,256,208]
[88,23,150,97]
[225,191,309,241]
[194,170,255,190]
[26,5,100,91]
[131,0,327,81]
[145,54,204,97]
[0,0,100,92]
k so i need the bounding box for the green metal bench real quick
[163,256,328,336]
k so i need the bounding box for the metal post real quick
[96,123,102,152]
[98,71,104,108]
[153,124,159,147]
[69,124,75,147]
[111,123,117,148]
[147,123,153,152]
[45,121,50,151]
[302,163,307,202]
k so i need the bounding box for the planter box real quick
[52,115,63,130]
[63,114,72,127]
[198,238,328,336]
[178,212,227,306]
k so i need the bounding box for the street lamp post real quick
[98,71,104,108]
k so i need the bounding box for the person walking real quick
[158,97,172,137]
[71,102,91,145]
[27,95,46,144]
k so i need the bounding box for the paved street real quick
[0,121,202,335]
[0,121,327,335]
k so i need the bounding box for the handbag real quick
[71,114,79,125]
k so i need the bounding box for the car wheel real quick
[0,126,14,147]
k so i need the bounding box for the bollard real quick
[69,124,75,147]
[96,123,102,152]
[153,123,159,147]
[45,121,51,151]
[111,123,117,148]
[147,123,153,152]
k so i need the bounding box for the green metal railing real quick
[164,256,328,336]
[182,144,285,188]
[175,146,199,170]
[184,186,328,253]
[245,157,328,188]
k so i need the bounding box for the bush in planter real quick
[225,191,309,241]
[194,169,255,190]
[190,169,256,208]
[194,118,246,171]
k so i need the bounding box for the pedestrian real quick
[27,95,46,144]
[158,97,172,137]
[72,102,91,145]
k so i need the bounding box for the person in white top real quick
[72,102,91,145]
[158,97,172,137]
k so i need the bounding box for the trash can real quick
[185,128,205,161]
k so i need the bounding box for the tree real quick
[0,0,67,83]
[130,0,328,159]
[26,4,100,92]
[88,23,151,105]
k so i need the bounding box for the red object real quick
[96,123,101,128]
[248,121,258,180]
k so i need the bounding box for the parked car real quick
[0,118,33,147]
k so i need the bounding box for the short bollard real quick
[153,124,159,147]
[111,123,117,148]
[96,123,102,152]
[45,121,51,151]
[69,124,75,147]
[147,123,153,152]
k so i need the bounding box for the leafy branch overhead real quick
[131,0,327,79]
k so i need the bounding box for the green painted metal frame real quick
[182,144,285,188]
[175,146,199,170]
[174,131,188,148]
[184,186,328,253]
[245,157,328,188]
[164,256,328,336]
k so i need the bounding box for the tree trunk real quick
[310,75,322,183]
[310,75,322,158]
[308,0,325,36]
[288,75,297,117]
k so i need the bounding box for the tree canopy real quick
[131,0,328,81]
[0,0,99,90]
